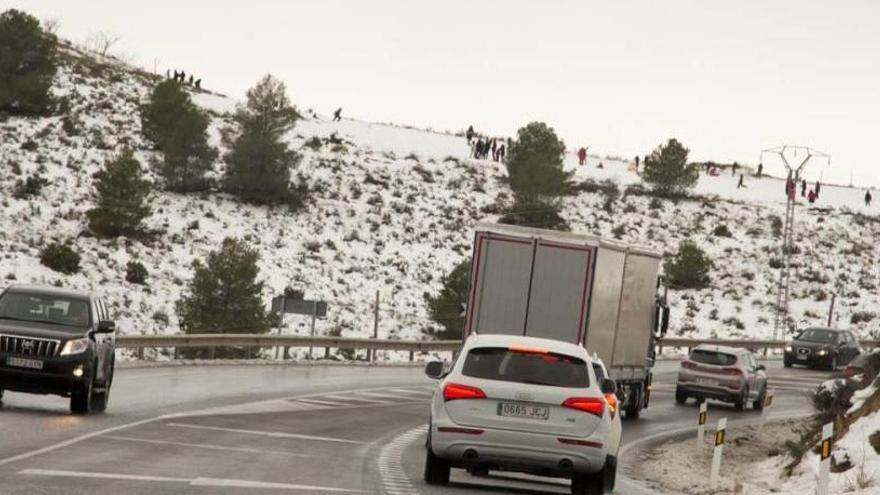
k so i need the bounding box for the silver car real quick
[675,345,768,411]
[424,334,620,495]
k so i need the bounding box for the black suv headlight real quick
[60,338,90,356]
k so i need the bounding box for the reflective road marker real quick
[709,417,726,490]
[697,402,708,447]
[818,422,833,495]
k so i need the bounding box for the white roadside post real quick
[758,390,774,434]
[709,417,727,490]
[697,401,708,447]
[817,422,833,495]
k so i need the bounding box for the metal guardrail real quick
[116,334,880,361]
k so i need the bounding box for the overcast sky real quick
[9,0,880,187]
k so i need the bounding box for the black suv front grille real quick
[0,335,60,357]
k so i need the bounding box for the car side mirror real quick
[424,361,445,379]
[756,364,766,371]
[600,378,616,395]
[96,320,116,333]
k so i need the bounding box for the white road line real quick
[319,395,390,404]
[19,469,187,483]
[296,398,353,407]
[18,469,363,492]
[387,387,434,396]
[0,416,163,468]
[166,422,365,445]
[101,435,311,457]
[378,425,427,495]
[355,391,418,400]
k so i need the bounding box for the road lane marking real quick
[296,398,356,407]
[19,469,187,483]
[101,435,311,457]
[378,425,426,495]
[190,477,363,492]
[166,422,365,444]
[319,395,390,404]
[18,469,363,492]
[0,416,162,468]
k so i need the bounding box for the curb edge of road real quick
[616,411,815,495]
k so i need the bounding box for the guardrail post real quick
[137,347,144,360]
[817,422,833,495]
[709,417,727,490]
[409,350,414,362]
[210,346,216,360]
[324,347,330,359]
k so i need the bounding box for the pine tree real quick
[505,122,571,202]
[642,138,699,197]
[141,80,217,192]
[664,240,711,289]
[175,238,271,358]
[425,261,471,340]
[0,9,57,115]
[87,151,151,238]
[223,75,303,206]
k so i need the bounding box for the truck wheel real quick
[423,441,451,485]
[675,388,687,405]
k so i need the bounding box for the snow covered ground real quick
[2,44,879,360]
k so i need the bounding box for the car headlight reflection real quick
[815,349,828,356]
[784,345,792,352]
[60,338,89,356]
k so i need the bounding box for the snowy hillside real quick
[2,43,879,359]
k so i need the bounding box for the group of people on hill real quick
[784,176,822,204]
[466,126,506,162]
[167,69,201,89]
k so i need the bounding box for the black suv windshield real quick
[0,292,91,330]
[798,329,837,344]
[462,347,589,388]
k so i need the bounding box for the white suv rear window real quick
[691,349,737,366]
[462,347,589,388]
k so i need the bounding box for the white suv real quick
[423,334,620,495]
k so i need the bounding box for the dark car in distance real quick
[784,327,860,371]
[0,285,116,414]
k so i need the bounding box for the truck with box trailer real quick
[462,223,669,419]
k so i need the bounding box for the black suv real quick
[784,327,861,370]
[0,285,116,414]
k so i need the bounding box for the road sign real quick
[272,297,328,317]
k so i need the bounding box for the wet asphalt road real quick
[0,360,830,494]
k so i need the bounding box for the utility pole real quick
[371,290,380,362]
[760,146,830,341]
[827,293,836,327]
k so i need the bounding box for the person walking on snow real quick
[808,189,817,203]
[498,145,506,162]
[732,162,738,176]
[757,162,763,177]
[332,108,343,122]
[737,174,745,189]
[866,190,873,207]
[466,126,475,144]
[577,147,587,166]
[635,156,640,170]
[801,179,807,197]
[815,180,821,197]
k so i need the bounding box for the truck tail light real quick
[443,383,486,401]
[562,397,605,417]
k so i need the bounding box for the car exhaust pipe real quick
[558,458,573,470]
[463,449,479,460]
